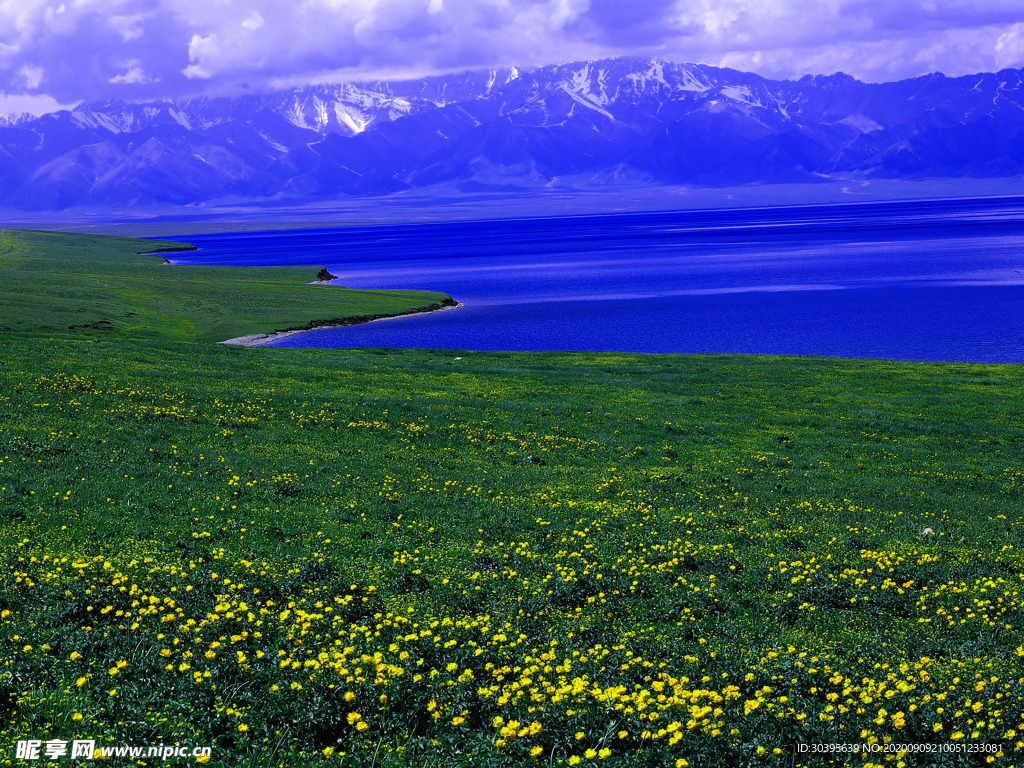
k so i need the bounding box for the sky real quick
[4,0,1024,115]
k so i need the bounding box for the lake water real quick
[159,196,1024,362]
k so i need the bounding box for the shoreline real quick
[219,299,463,347]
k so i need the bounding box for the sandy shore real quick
[220,300,463,347]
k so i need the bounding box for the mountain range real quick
[3,56,1024,210]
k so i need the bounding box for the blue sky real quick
[4,0,1024,114]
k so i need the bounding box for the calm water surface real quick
[158,197,1024,361]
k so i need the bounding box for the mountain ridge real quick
[3,56,1024,210]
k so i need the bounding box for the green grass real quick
[1,333,1022,767]
[0,230,1021,766]
[0,230,452,342]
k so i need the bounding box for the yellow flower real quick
[347,712,362,725]
[530,746,543,757]
[323,747,334,756]
[196,757,210,765]
[599,748,611,759]
[452,716,465,726]
[72,713,83,722]
[355,722,369,732]
[75,676,88,688]
[585,749,597,759]
[238,723,249,733]
[568,758,581,766]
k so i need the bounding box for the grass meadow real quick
[0,231,1022,767]
[0,230,451,342]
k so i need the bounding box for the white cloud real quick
[995,22,1024,69]
[19,64,43,89]
[108,12,149,41]
[183,33,216,79]
[550,0,589,30]
[713,22,1023,82]
[0,90,78,116]
[241,11,264,31]
[109,62,153,84]
[4,0,1024,101]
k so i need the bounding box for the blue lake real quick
[158,196,1024,362]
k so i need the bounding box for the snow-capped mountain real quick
[0,113,33,127]
[4,57,1024,209]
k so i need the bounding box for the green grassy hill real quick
[0,230,452,342]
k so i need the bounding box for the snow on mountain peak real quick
[0,112,31,127]
[720,85,760,106]
[6,56,1024,210]
[647,59,666,86]
[333,103,369,134]
[284,98,313,131]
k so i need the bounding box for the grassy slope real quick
[0,229,452,342]
[1,334,1022,766]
